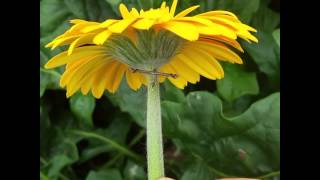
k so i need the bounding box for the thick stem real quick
[146,74,165,180]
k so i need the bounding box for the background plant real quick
[40,0,280,180]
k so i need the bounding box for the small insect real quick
[238,148,247,160]
[131,68,178,78]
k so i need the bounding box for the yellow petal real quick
[180,47,223,79]
[93,30,113,45]
[200,36,244,52]
[193,41,243,64]
[170,0,178,17]
[119,3,131,19]
[108,64,127,93]
[161,2,166,9]
[61,55,98,87]
[130,8,140,17]
[169,58,200,84]
[132,18,155,30]
[160,21,199,41]
[80,58,112,95]
[70,19,88,24]
[126,70,143,91]
[198,11,238,19]
[68,34,95,55]
[174,17,214,26]
[45,46,107,69]
[160,64,187,89]
[49,35,80,49]
[100,19,119,28]
[176,54,214,80]
[175,5,200,18]
[108,18,137,33]
[66,56,106,97]
[196,24,237,39]
[192,48,224,78]
[91,61,118,98]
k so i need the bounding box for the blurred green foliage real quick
[40,0,280,179]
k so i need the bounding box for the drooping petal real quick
[132,18,156,30]
[180,46,224,79]
[160,21,199,41]
[108,64,127,93]
[126,70,143,90]
[160,64,187,89]
[66,56,107,97]
[80,57,113,95]
[68,34,95,55]
[199,36,244,52]
[193,41,243,64]
[108,18,137,33]
[175,5,200,18]
[91,61,119,98]
[169,58,200,84]
[45,46,107,69]
[93,30,113,45]
[176,54,214,80]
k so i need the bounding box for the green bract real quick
[105,30,184,71]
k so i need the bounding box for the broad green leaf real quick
[40,0,72,37]
[42,137,79,180]
[162,92,280,177]
[210,0,260,23]
[69,93,96,127]
[71,130,143,162]
[217,63,259,102]
[251,0,280,33]
[78,113,132,163]
[40,68,61,98]
[123,160,147,180]
[40,171,51,180]
[273,29,280,47]
[86,169,122,180]
[243,31,280,85]
[137,0,153,9]
[108,80,185,127]
[64,0,87,18]
[107,81,147,127]
[181,161,215,180]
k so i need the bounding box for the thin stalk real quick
[146,74,165,180]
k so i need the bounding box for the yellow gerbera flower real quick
[44,0,257,99]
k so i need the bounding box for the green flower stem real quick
[147,74,165,180]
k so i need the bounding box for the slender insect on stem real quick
[131,68,179,79]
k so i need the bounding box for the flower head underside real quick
[44,0,258,98]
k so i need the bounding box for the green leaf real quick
[217,63,259,102]
[162,92,280,177]
[123,160,147,180]
[86,169,122,180]
[64,0,87,18]
[181,161,215,180]
[78,114,132,163]
[71,130,143,162]
[251,0,280,33]
[107,81,147,127]
[69,93,96,127]
[273,29,280,47]
[211,0,260,23]
[243,31,280,84]
[40,171,51,180]
[40,68,61,98]
[40,0,72,37]
[42,137,79,180]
